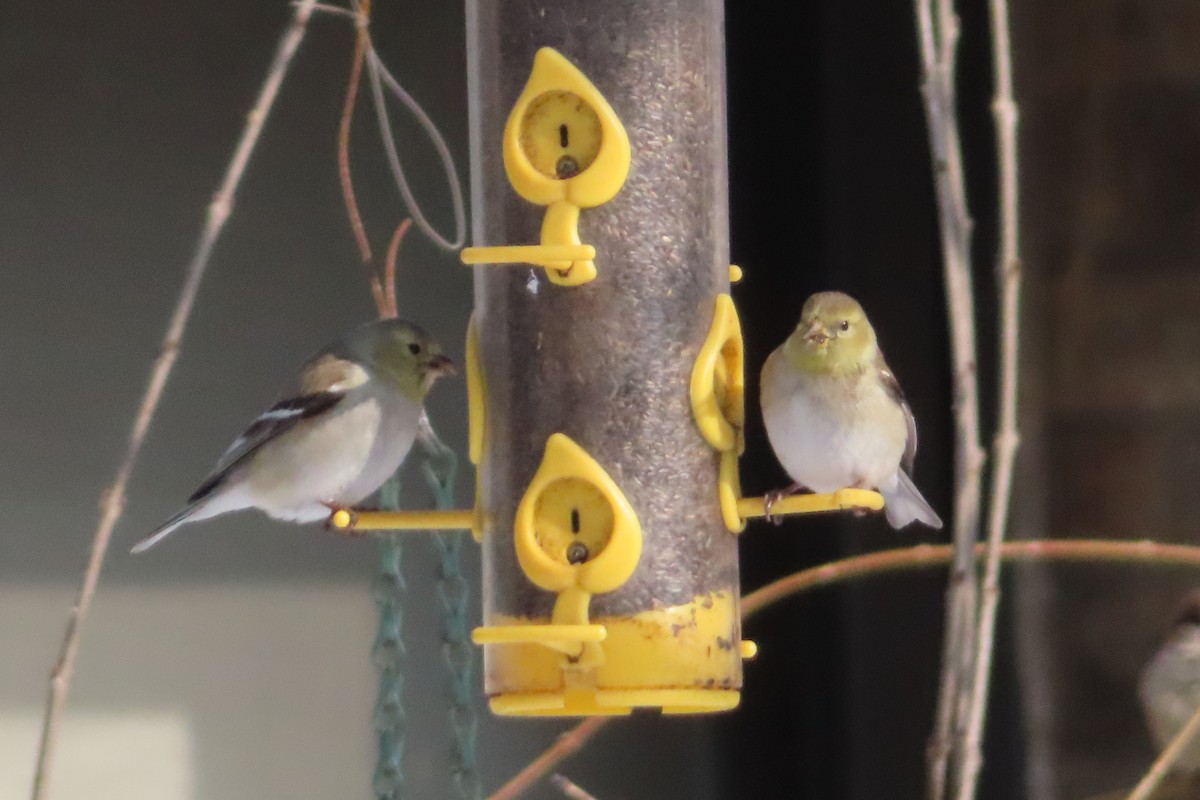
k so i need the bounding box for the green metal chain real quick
[371,477,407,800]
[369,414,479,799]
[419,417,482,800]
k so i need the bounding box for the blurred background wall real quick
[1015,2,1200,798]
[1,1,1197,798]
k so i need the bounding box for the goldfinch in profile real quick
[132,319,454,553]
[760,291,942,529]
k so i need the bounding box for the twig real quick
[337,0,373,264]
[487,539,1200,798]
[301,1,359,21]
[912,0,986,795]
[956,0,1021,796]
[365,217,410,320]
[28,3,320,798]
[551,774,600,800]
[331,0,406,322]
[488,718,610,800]
[377,220,409,319]
[1126,702,1200,800]
[741,539,1200,614]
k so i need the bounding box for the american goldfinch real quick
[759,291,943,529]
[132,319,454,553]
[1139,591,1200,774]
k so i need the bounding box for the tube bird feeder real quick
[462,0,747,717]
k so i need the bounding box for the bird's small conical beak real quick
[425,354,456,377]
[802,320,829,347]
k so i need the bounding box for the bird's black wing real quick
[188,390,345,504]
[875,348,918,475]
[185,351,372,505]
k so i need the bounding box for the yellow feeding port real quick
[691,294,747,532]
[533,478,615,570]
[512,433,641,595]
[464,315,487,541]
[691,294,745,454]
[518,90,604,181]
[501,48,630,208]
[459,47,632,287]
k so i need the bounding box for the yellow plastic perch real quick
[736,488,885,520]
[329,508,475,531]
[460,244,595,267]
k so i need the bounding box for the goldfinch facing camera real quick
[132,319,454,553]
[760,291,942,529]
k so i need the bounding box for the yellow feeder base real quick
[478,590,746,717]
[489,688,741,717]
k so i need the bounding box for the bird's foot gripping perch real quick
[762,483,804,525]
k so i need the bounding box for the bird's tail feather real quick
[881,470,943,530]
[131,484,250,553]
[130,507,195,554]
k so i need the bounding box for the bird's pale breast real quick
[243,398,387,520]
[761,349,908,493]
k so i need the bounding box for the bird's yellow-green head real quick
[783,291,877,374]
[349,319,455,400]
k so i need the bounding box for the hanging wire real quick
[418,413,481,800]
[318,0,466,251]
[333,0,466,251]
[371,476,408,800]
[366,48,467,251]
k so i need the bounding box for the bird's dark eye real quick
[408,343,421,355]
[839,320,850,332]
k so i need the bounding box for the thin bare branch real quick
[367,219,409,318]
[488,718,611,800]
[488,538,1200,798]
[301,1,360,22]
[957,0,1022,795]
[912,0,986,795]
[551,774,601,800]
[369,276,388,319]
[337,0,372,264]
[383,219,408,317]
[331,0,407,323]
[1127,702,1200,800]
[741,539,1200,614]
[29,3,320,798]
